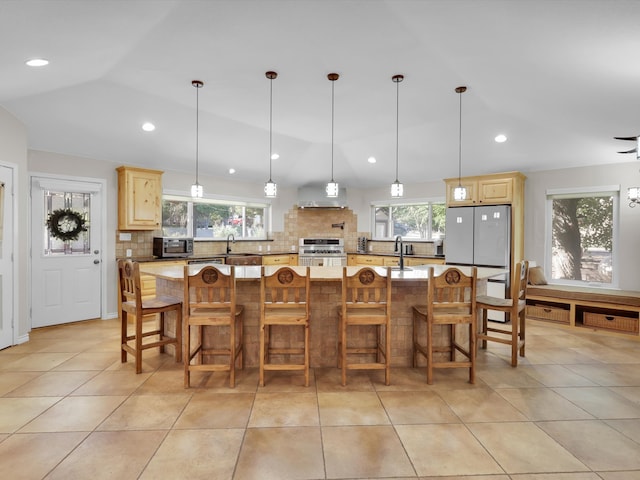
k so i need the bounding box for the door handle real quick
[93,259,100,264]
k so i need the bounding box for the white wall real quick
[524,162,640,290]
[0,107,28,342]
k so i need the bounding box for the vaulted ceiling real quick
[1,0,639,189]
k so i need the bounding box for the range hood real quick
[297,184,347,209]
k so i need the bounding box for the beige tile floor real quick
[1,318,640,479]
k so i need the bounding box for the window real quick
[546,187,618,286]
[371,200,445,240]
[44,190,91,255]
[162,194,269,240]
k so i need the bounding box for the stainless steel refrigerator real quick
[445,204,511,321]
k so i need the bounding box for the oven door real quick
[299,255,346,267]
[322,256,347,267]
[298,256,321,266]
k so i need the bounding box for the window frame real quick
[545,185,619,287]
[370,197,446,241]
[162,190,272,241]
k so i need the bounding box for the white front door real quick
[0,165,14,348]
[31,176,103,328]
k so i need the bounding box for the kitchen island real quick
[140,263,506,368]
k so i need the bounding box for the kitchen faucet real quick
[226,233,235,254]
[394,235,405,270]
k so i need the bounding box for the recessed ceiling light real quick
[271,153,279,160]
[367,156,377,164]
[229,168,236,174]
[141,122,155,132]
[25,58,49,67]
[495,134,507,143]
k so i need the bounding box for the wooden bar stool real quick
[476,260,529,366]
[260,266,311,387]
[338,266,392,386]
[118,259,182,374]
[412,266,477,384]
[184,265,244,388]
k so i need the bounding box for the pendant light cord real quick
[395,76,400,182]
[196,85,199,184]
[269,75,273,181]
[330,78,335,182]
[457,87,463,186]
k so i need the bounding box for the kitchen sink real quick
[225,254,262,265]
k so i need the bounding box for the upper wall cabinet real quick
[444,171,526,275]
[117,166,163,230]
[444,171,525,207]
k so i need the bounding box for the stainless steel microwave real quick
[153,237,194,258]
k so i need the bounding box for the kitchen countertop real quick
[121,252,445,263]
[117,252,293,263]
[139,263,506,282]
[348,252,445,259]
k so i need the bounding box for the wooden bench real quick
[526,284,640,338]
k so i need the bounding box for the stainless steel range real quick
[298,238,347,267]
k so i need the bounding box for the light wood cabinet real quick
[445,172,521,206]
[445,179,477,206]
[383,257,400,267]
[478,176,513,204]
[263,254,297,266]
[349,254,444,268]
[405,257,445,266]
[117,166,163,230]
[354,255,379,266]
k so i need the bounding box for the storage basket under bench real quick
[526,284,640,337]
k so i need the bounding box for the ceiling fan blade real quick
[617,148,638,154]
[614,136,639,141]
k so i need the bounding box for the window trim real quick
[545,185,620,288]
[163,190,271,207]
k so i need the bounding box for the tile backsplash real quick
[115,206,434,258]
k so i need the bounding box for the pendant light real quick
[190,80,204,198]
[390,74,404,197]
[264,71,278,198]
[629,186,640,207]
[326,73,340,198]
[453,86,468,201]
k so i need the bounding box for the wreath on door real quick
[46,208,88,242]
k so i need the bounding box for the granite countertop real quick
[347,252,445,259]
[119,252,445,263]
[140,263,506,282]
[118,252,293,262]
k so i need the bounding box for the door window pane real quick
[44,191,91,255]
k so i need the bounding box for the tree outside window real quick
[373,202,445,240]
[549,191,616,285]
[162,196,269,240]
